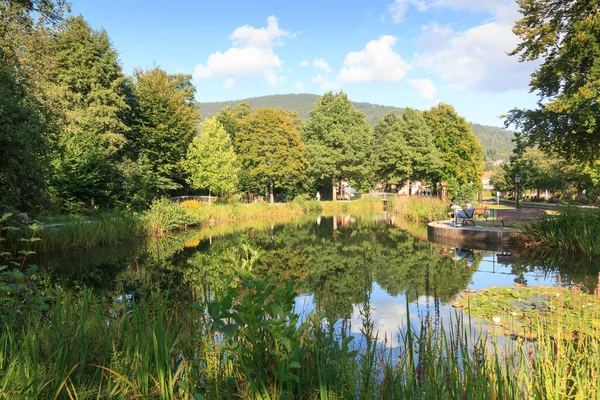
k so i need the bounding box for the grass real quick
[389,196,449,223]
[320,197,384,215]
[2,271,600,399]
[520,207,600,257]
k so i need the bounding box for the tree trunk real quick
[269,179,274,204]
[208,189,211,206]
[332,176,336,201]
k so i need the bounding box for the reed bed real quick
[5,213,147,253]
[320,196,384,215]
[521,207,600,257]
[390,196,449,223]
[2,272,600,399]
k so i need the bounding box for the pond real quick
[33,213,600,346]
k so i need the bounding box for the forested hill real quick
[199,94,404,125]
[198,94,516,162]
[471,123,515,163]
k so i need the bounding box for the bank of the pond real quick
[2,273,599,399]
[519,207,600,258]
[388,196,448,223]
[2,197,384,253]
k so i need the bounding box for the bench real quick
[494,209,544,228]
[452,206,488,225]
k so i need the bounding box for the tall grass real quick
[522,207,600,257]
[320,197,384,215]
[2,271,600,399]
[5,213,147,253]
[390,196,448,223]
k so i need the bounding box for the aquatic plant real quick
[522,207,600,257]
[390,196,448,223]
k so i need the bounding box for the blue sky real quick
[70,0,539,127]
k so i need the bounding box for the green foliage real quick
[0,1,57,211]
[523,207,600,256]
[200,93,405,125]
[422,103,484,196]
[47,16,130,210]
[303,92,374,197]
[237,107,309,201]
[507,0,600,162]
[127,67,201,191]
[144,198,198,235]
[374,109,442,188]
[184,117,239,199]
[471,123,515,166]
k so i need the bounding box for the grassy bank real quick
[521,207,600,257]
[2,269,600,399]
[320,196,384,215]
[389,196,449,223]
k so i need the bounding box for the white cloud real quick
[408,78,436,99]
[299,60,309,67]
[312,74,339,91]
[223,78,235,88]
[312,58,332,73]
[415,21,534,91]
[338,35,410,84]
[193,16,289,87]
[230,15,290,48]
[295,81,305,90]
[388,0,428,23]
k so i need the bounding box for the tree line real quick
[1,1,484,213]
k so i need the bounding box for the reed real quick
[390,196,448,223]
[522,207,600,257]
[320,197,384,215]
[2,273,600,399]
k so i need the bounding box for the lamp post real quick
[515,174,521,209]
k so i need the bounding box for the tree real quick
[215,101,251,144]
[373,113,411,189]
[506,0,600,162]
[0,0,68,211]
[46,16,129,210]
[127,67,201,192]
[184,117,239,203]
[422,103,484,197]
[236,107,308,203]
[303,92,374,200]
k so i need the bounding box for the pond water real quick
[33,213,600,346]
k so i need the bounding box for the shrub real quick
[144,198,198,235]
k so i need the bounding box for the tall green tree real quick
[184,117,239,203]
[236,107,308,203]
[422,103,484,196]
[215,101,251,144]
[0,0,68,211]
[127,67,201,191]
[506,0,600,162]
[303,92,374,199]
[374,112,411,189]
[46,16,129,211]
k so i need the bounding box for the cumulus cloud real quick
[312,73,339,91]
[313,58,332,73]
[299,60,309,67]
[338,36,410,84]
[415,21,534,91]
[408,78,436,99]
[295,81,306,90]
[193,16,289,87]
[388,0,428,23]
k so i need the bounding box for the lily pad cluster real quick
[453,285,600,340]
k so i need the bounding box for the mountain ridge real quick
[198,93,515,164]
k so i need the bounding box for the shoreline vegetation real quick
[2,197,384,254]
[1,264,599,399]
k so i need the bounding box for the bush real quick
[144,198,198,235]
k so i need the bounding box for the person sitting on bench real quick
[454,202,474,226]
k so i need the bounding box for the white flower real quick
[492,317,501,324]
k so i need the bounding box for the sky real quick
[70,0,540,127]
